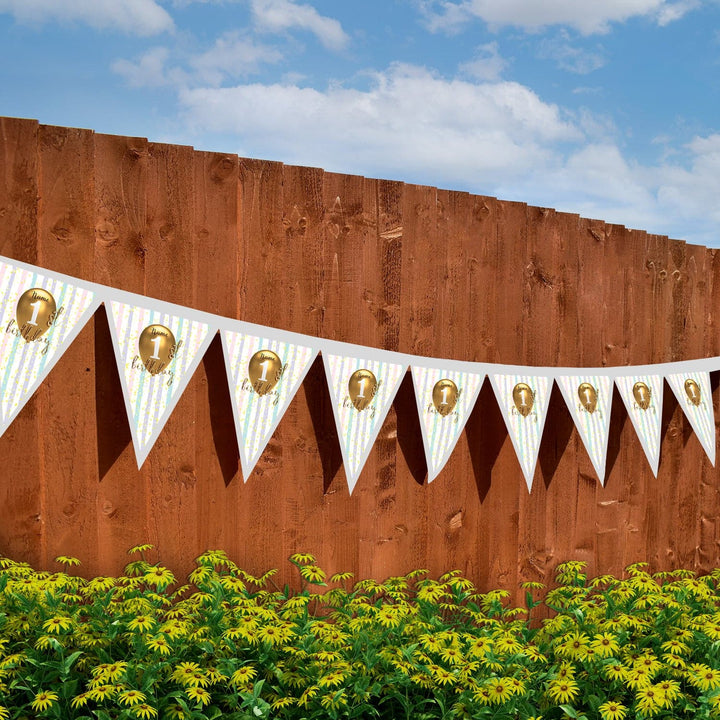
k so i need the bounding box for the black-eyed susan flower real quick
[54,555,81,566]
[230,665,257,687]
[547,678,579,704]
[690,666,720,691]
[119,689,146,706]
[0,706,9,720]
[592,632,620,657]
[42,615,73,633]
[30,690,59,712]
[598,700,627,720]
[186,686,211,706]
[132,703,157,719]
[635,686,663,716]
[70,692,89,709]
[164,705,187,720]
[128,615,156,633]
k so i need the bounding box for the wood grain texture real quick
[0,117,719,595]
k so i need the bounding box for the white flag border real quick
[322,351,408,493]
[489,373,554,491]
[220,330,320,481]
[556,375,614,485]
[0,260,102,435]
[410,361,484,483]
[3,254,720,482]
[106,300,218,468]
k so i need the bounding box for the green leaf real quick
[560,705,578,718]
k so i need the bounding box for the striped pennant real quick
[108,300,215,468]
[556,375,614,484]
[411,365,484,482]
[489,374,552,491]
[222,330,318,480]
[0,259,99,435]
[615,374,664,476]
[666,371,715,465]
[324,352,406,494]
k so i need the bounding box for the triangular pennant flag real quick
[222,329,318,480]
[323,352,406,493]
[666,371,715,465]
[108,300,215,467]
[489,373,552,491]
[0,258,99,435]
[411,365,484,482]
[556,374,614,483]
[615,374,664,476]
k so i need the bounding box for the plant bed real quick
[2,548,720,719]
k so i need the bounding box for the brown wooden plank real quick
[142,141,199,572]
[93,131,149,573]
[36,124,99,570]
[0,117,41,565]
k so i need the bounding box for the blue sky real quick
[1,0,719,246]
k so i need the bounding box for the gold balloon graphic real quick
[248,349,283,395]
[633,381,652,411]
[16,288,57,342]
[348,369,378,412]
[138,324,177,375]
[512,383,535,417]
[432,379,459,416]
[577,382,598,414]
[684,378,702,406]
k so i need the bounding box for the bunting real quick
[323,351,406,493]
[222,329,317,479]
[1,254,719,488]
[666,371,715,465]
[107,300,215,467]
[0,258,98,435]
[489,374,552,490]
[615,374,664,476]
[411,365,484,482]
[556,374,614,483]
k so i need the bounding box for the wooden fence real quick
[0,116,718,593]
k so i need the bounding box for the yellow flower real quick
[598,700,627,720]
[0,706,8,720]
[119,690,147,706]
[592,633,620,657]
[31,691,59,712]
[70,693,89,709]
[132,703,158,719]
[319,669,348,688]
[88,684,117,701]
[230,666,257,686]
[690,666,720,692]
[186,686,211,706]
[440,646,463,665]
[635,686,663,716]
[165,705,188,720]
[432,668,457,686]
[42,615,73,634]
[145,635,172,656]
[467,637,492,658]
[143,566,175,589]
[320,690,347,711]
[128,544,154,554]
[661,639,689,655]
[299,565,327,583]
[289,552,316,564]
[257,623,291,645]
[487,678,512,704]
[547,678,579,704]
[54,555,81,566]
[494,633,523,655]
[556,631,590,660]
[270,697,296,710]
[655,679,680,705]
[128,615,156,633]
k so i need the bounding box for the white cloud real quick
[459,42,507,80]
[113,33,282,88]
[250,0,349,50]
[178,63,582,185]
[0,0,173,35]
[421,0,699,35]
[190,32,283,85]
[538,33,606,74]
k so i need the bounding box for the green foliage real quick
[2,552,720,719]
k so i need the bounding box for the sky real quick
[1,0,719,246]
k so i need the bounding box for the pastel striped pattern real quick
[326,353,405,492]
[412,366,483,482]
[615,374,663,476]
[491,374,551,491]
[0,261,95,432]
[110,300,211,457]
[223,330,316,478]
[667,371,715,465]
[556,375,613,484]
